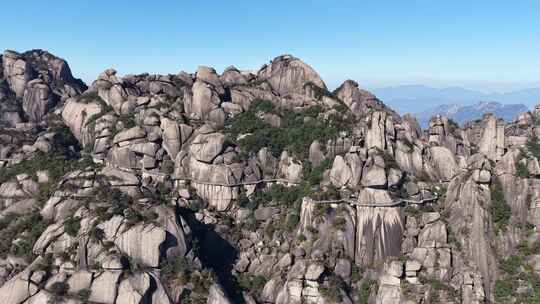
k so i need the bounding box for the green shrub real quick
[447,118,460,134]
[187,198,204,212]
[526,137,540,160]
[161,256,190,284]
[320,275,345,302]
[314,203,331,217]
[490,179,511,233]
[267,184,309,205]
[36,253,54,273]
[228,100,271,136]
[89,226,105,242]
[236,274,268,299]
[515,161,529,178]
[0,211,49,261]
[124,208,144,226]
[0,151,90,189]
[305,158,332,186]
[226,99,353,158]
[49,281,69,296]
[332,216,347,231]
[265,222,277,238]
[179,289,207,304]
[78,288,91,303]
[500,255,522,275]
[351,264,362,282]
[244,214,258,231]
[285,214,300,231]
[404,205,421,217]
[494,279,516,302]
[251,275,268,295]
[64,216,81,237]
[237,189,256,209]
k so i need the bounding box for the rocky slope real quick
[0,49,539,304]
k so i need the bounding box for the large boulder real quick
[257,55,326,96]
[88,271,122,303]
[186,80,221,121]
[114,224,166,267]
[2,50,31,98]
[329,155,351,188]
[2,49,86,124]
[334,80,385,115]
[427,146,458,181]
[62,98,104,143]
[361,153,387,188]
[189,132,226,163]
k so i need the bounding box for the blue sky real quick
[1,0,539,92]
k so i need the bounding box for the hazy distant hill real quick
[414,101,528,128]
[371,85,540,114]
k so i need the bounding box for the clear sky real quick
[1,0,539,92]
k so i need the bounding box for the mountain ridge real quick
[371,84,540,114]
[415,101,529,128]
[1,49,540,304]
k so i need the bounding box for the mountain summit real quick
[1,49,540,304]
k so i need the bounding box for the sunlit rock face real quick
[2,49,540,304]
[1,49,86,123]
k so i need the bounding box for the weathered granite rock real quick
[334,80,385,115]
[329,155,351,188]
[257,55,326,96]
[114,224,166,267]
[88,271,122,303]
[190,132,226,163]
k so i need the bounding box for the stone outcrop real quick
[257,55,326,96]
[335,79,386,115]
[2,49,540,304]
[1,49,86,124]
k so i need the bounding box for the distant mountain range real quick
[414,101,529,128]
[371,85,540,114]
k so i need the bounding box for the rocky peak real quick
[0,49,86,124]
[257,54,326,96]
[2,49,540,304]
[334,79,387,115]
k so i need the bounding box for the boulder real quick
[308,140,325,167]
[329,155,351,188]
[334,80,385,115]
[116,273,151,304]
[160,117,182,160]
[361,154,387,188]
[22,79,53,122]
[257,55,326,96]
[187,80,221,121]
[88,271,121,304]
[114,224,166,267]
[190,132,226,163]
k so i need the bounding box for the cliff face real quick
[1,50,539,304]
